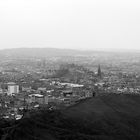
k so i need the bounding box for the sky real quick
[0,0,140,51]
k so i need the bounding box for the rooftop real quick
[29,94,44,97]
[7,82,16,85]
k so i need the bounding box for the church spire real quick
[98,64,102,78]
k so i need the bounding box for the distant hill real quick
[1,94,140,140]
[0,48,94,59]
[0,47,132,59]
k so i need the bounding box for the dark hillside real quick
[64,94,140,119]
[1,94,140,140]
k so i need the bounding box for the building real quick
[38,87,46,92]
[28,94,48,104]
[22,86,32,92]
[61,90,73,97]
[0,88,3,94]
[7,82,19,95]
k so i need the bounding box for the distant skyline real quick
[0,0,140,51]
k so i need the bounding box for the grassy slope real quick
[64,94,140,119]
[63,94,140,139]
[2,94,140,140]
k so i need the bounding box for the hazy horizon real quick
[0,0,140,51]
[1,47,140,53]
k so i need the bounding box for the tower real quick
[97,65,102,78]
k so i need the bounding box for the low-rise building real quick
[28,94,48,104]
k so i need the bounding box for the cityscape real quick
[1,0,140,139]
[0,48,140,139]
[0,49,140,120]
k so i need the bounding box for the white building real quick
[0,88,3,94]
[7,82,19,95]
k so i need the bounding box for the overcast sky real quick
[0,0,140,51]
